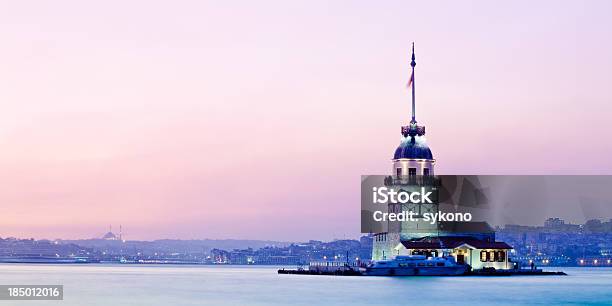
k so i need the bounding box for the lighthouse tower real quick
[370,45,514,266]
[371,44,438,261]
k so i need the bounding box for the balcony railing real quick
[384,175,440,187]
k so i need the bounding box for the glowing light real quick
[580,259,584,264]
[594,260,598,264]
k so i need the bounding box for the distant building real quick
[545,218,565,228]
[210,248,230,264]
[584,219,612,232]
[101,225,123,241]
[101,232,117,240]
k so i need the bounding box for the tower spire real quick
[401,42,425,141]
[411,42,416,124]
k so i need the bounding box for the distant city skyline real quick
[1,1,612,240]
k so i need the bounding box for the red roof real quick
[400,236,513,250]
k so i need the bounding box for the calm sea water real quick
[0,264,610,305]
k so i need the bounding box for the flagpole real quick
[411,42,416,124]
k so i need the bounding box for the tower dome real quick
[394,136,433,160]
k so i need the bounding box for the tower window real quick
[408,168,417,184]
[423,168,430,176]
[396,168,402,177]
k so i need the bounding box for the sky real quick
[0,1,611,241]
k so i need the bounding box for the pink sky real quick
[1,1,611,241]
